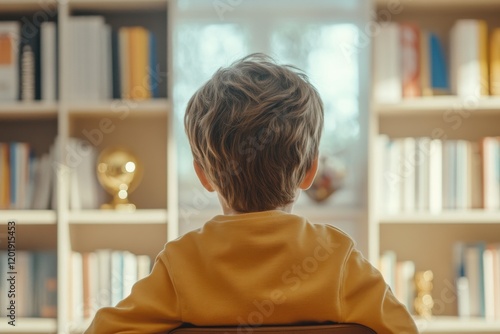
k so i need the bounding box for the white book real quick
[377,134,390,213]
[0,22,20,101]
[111,251,123,306]
[402,137,416,212]
[122,252,138,299]
[70,252,84,322]
[442,141,455,210]
[101,24,112,100]
[137,255,151,280]
[415,137,430,212]
[96,249,112,308]
[119,27,130,99]
[451,20,486,97]
[373,23,402,103]
[457,276,471,317]
[32,153,53,209]
[386,139,403,213]
[455,140,469,210]
[85,16,105,101]
[493,245,500,320]
[483,247,495,320]
[379,250,397,292]
[483,138,500,210]
[429,139,443,213]
[41,22,57,101]
[465,244,484,317]
[395,260,415,313]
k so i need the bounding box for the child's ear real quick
[299,156,319,190]
[193,161,215,192]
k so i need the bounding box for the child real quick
[84,54,418,334]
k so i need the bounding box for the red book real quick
[400,23,421,97]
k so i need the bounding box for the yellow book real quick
[490,28,500,95]
[0,143,10,209]
[128,26,151,100]
[119,27,130,99]
[478,20,489,96]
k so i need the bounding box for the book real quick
[465,242,486,317]
[119,27,130,99]
[395,260,415,313]
[428,139,442,213]
[122,251,138,299]
[149,32,159,98]
[421,31,449,96]
[400,23,421,98]
[34,251,57,318]
[0,22,20,101]
[373,23,402,103]
[481,137,500,210]
[41,21,57,101]
[490,28,500,95]
[128,26,151,100]
[0,143,10,209]
[19,17,42,100]
[111,250,124,306]
[450,20,489,97]
[402,137,416,212]
[415,137,430,211]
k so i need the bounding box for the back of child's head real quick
[185,53,324,213]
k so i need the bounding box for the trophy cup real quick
[96,147,143,211]
[414,270,434,318]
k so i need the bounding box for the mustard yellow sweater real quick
[84,210,418,334]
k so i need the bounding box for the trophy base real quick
[101,202,136,211]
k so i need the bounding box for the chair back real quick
[170,322,376,333]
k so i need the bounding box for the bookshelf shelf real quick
[68,0,167,11]
[375,96,500,116]
[0,317,57,333]
[0,102,58,119]
[67,98,170,117]
[68,209,168,224]
[415,316,500,333]
[379,211,500,224]
[0,0,57,12]
[375,0,500,10]
[0,210,57,225]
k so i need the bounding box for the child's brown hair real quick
[185,53,324,212]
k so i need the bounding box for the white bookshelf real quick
[68,209,168,224]
[0,0,173,332]
[376,96,500,115]
[0,210,57,225]
[0,318,57,333]
[415,316,500,333]
[370,1,500,332]
[380,211,500,224]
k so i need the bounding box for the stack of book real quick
[67,16,159,101]
[68,250,151,323]
[0,251,57,318]
[454,242,500,319]
[378,250,416,313]
[0,142,55,210]
[377,135,500,213]
[374,19,500,102]
[0,20,57,102]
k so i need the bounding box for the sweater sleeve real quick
[84,255,182,334]
[340,247,419,334]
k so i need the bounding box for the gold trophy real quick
[96,147,143,211]
[414,270,434,318]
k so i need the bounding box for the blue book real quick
[9,142,17,208]
[149,32,159,98]
[429,33,449,93]
[34,251,57,318]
